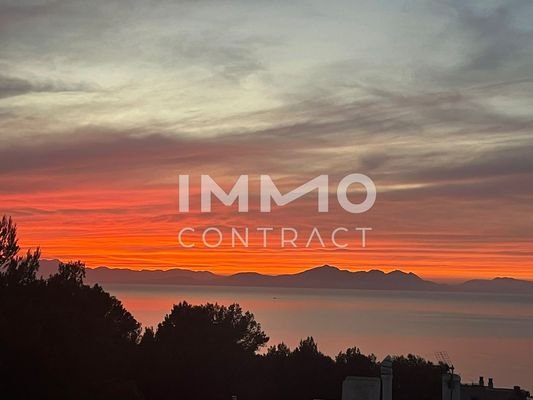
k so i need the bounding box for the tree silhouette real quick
[336,346,378,377]
[50,260,86,285]
[392,354,446,400]
[156,301,268,353]
[138,301,268,400]
[0,215,19,267]
[0,215,40,286]
[0,217,141,399]
[266,341,291,358]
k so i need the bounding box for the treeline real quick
[0,217,445,400]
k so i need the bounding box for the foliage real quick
[0,216,141,399]
[0,215,40,286]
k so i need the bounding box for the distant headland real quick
[39,260,533,294]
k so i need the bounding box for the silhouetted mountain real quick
[221,265,441,291]
[39,259,217,285]
[458,277,533,294]
[38,260,533,294]
[38,259,63,279]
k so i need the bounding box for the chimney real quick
[381,356,393,400]
[479,376,485,387]
[488,378,494,388]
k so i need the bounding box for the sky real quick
[1,0,533,281]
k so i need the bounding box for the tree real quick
[336,346,378,377]
[139,302,268,400]
[293,336,320,356]
[0,215,19,268]
[392,354,446,400]
[0,215,40,286]
[0,216,142,399]
[155,301,268,354]
[266,342,291,358]
[49,260,86,286]
[140,326,156,347]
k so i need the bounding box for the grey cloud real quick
[256,81,533,147]
[160,32,273,81]
[428,0,533,87]
[1,76,531,183]
[412,144,533,182]
[0,74,98,99]
[0,0,270,84]
[455,0,533,72]
[1,109,532,200]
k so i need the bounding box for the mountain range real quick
[37,260,533,294]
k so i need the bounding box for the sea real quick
[103,283,533,391]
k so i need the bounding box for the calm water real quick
[104,284,533,391]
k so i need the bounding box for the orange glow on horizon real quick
[16,222,533,283]
[6,180,533,283]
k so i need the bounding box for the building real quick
[341,356,393,400]
[461,376,531,400]
[343,366,531,400]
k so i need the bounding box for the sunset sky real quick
[1,0,533,281]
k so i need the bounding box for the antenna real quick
[436,351,456,400]
[435,351,454,374]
